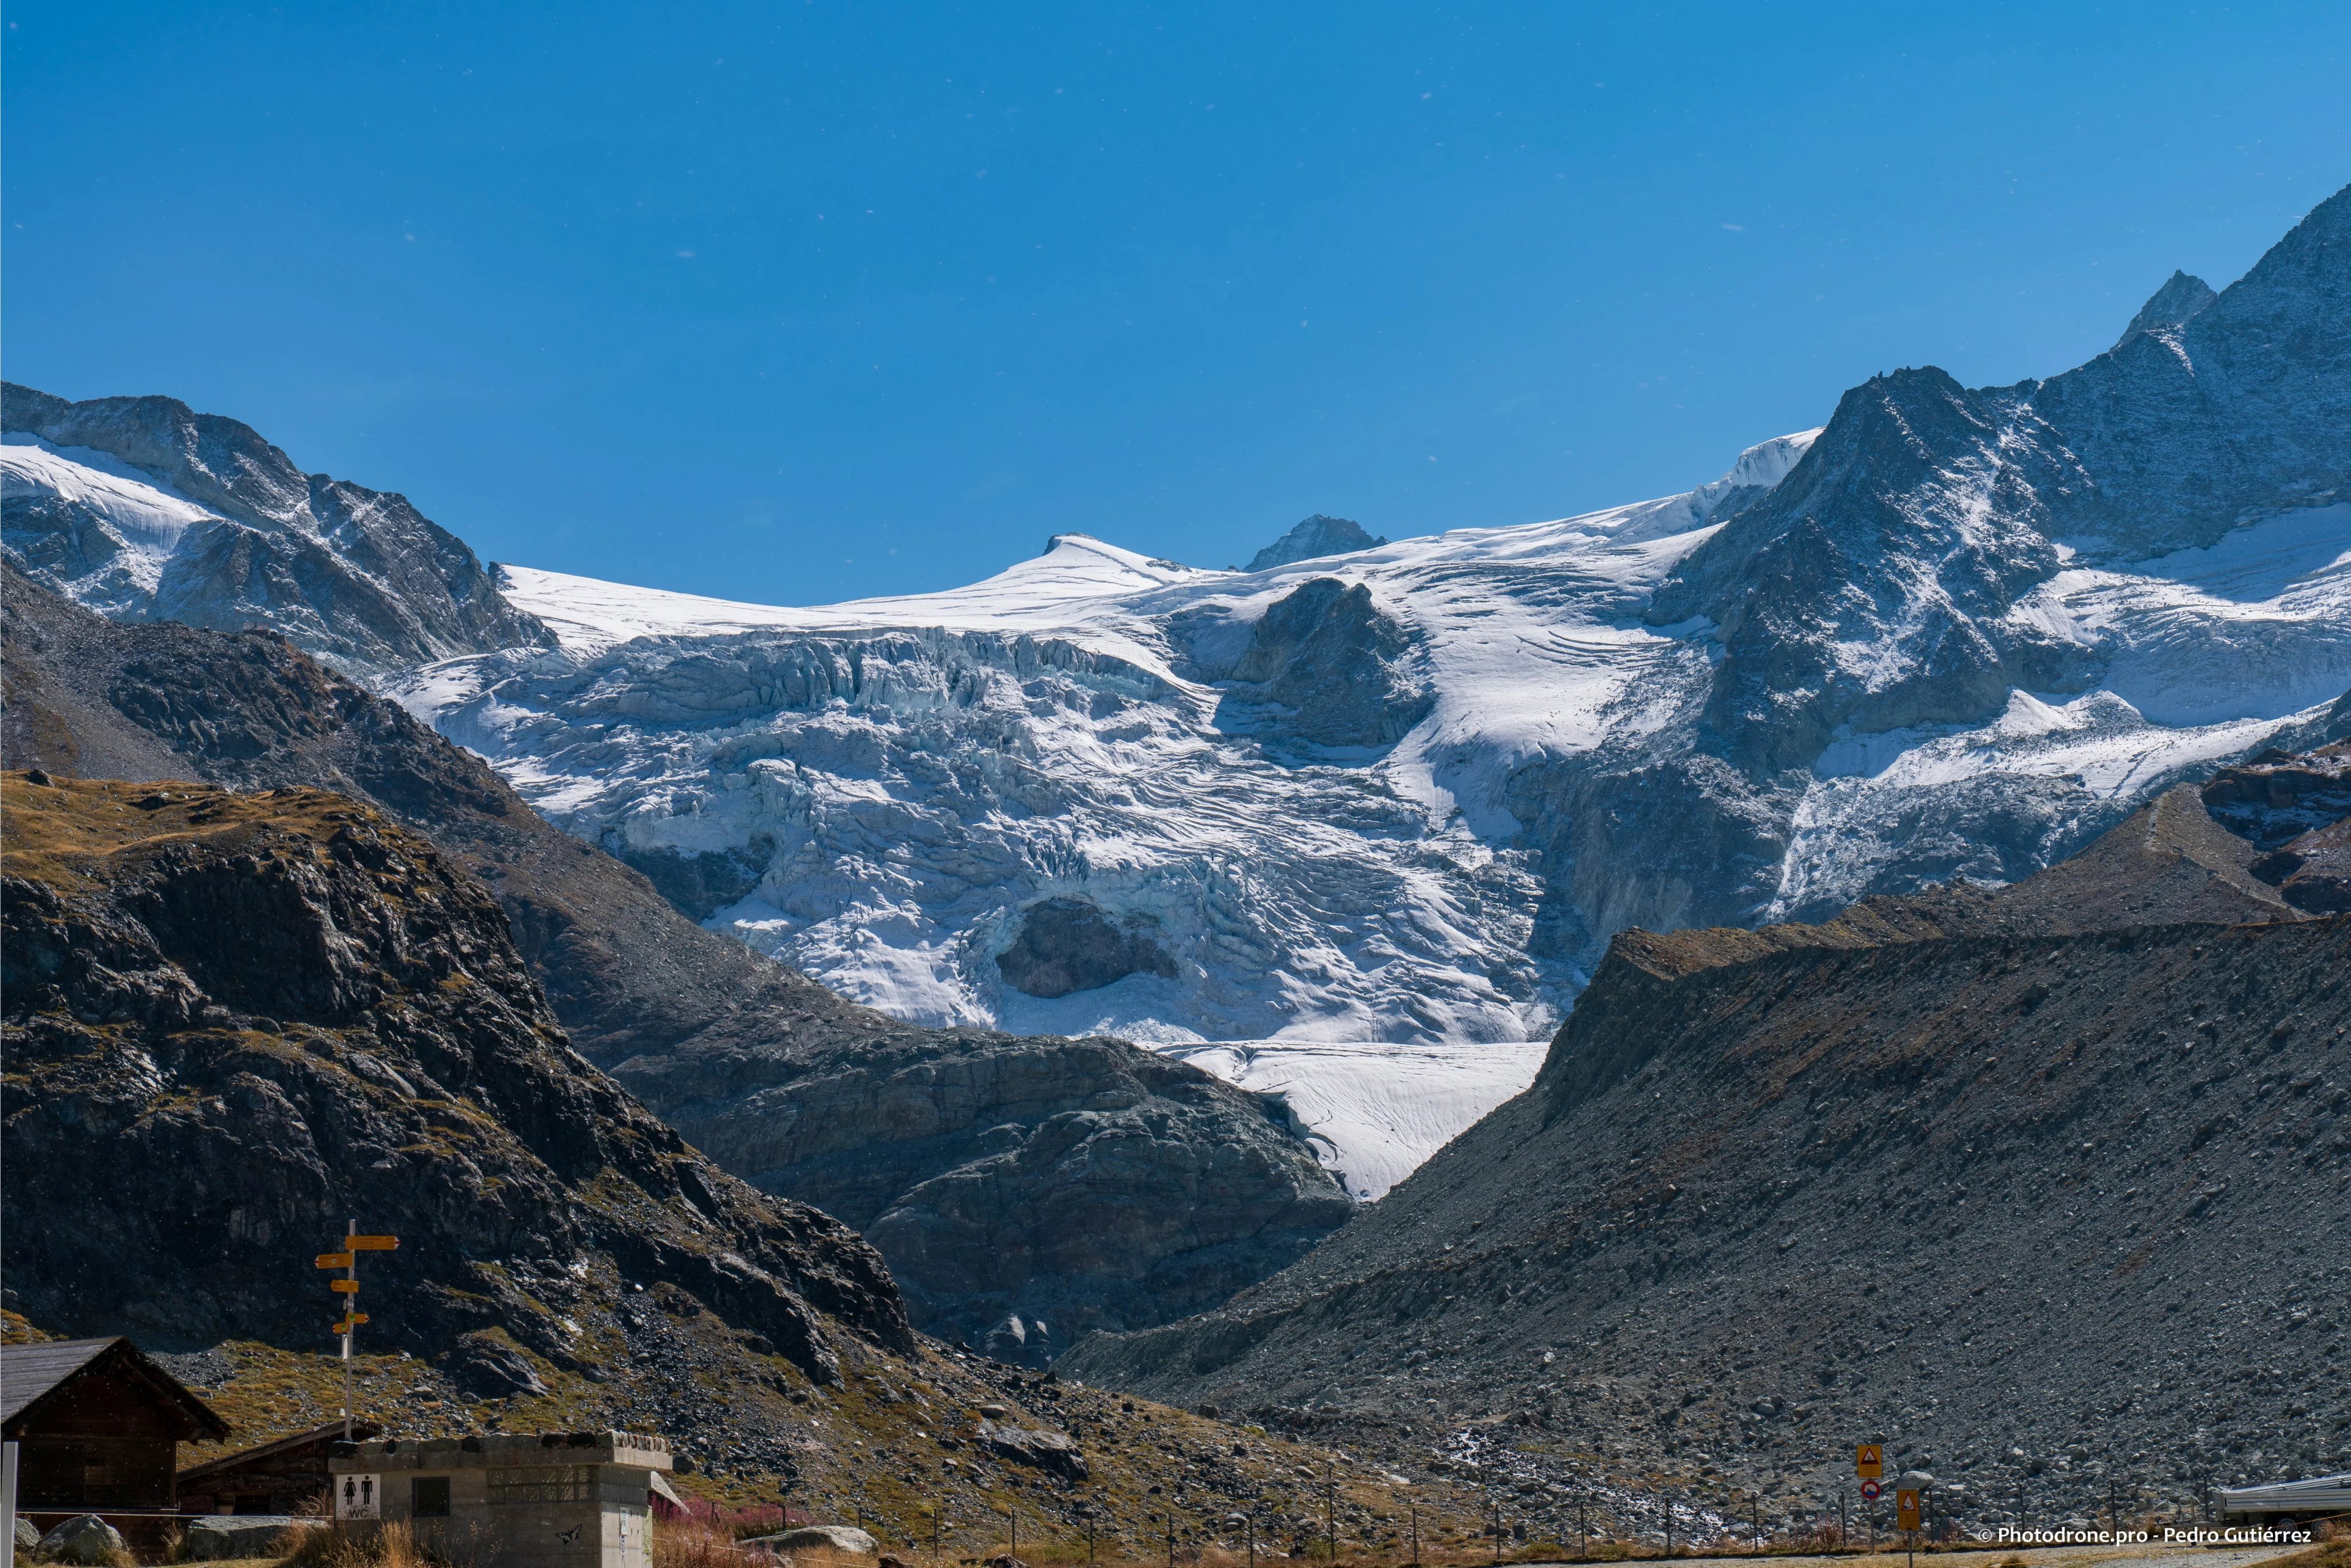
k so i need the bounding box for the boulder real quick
[742,1524,879,1557]
[15,1518,42,1553]
[38,1516,126,1565]
[444,1330,549,1398]
[184,1516,319,1560]
[979,1419,1090,1482]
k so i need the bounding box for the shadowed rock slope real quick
[0,567,1351,1360]
[0,773,908,1383]
[0,783,1458,1530]
[1064,769,2351,1508]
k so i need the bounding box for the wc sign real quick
[335,1473,381,1520]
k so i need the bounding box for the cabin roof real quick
[180,1420,385,1485]
[1,1337,231,1440]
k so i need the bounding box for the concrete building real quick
[328,1430,672,1568]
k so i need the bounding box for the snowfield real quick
[1160,1038,1551,1201]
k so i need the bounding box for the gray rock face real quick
[1215,577,1432,752]
[1062,770,2351,1504]
[1247,515,1388,572]
[977,1419,1089,1481]
[2029,185,2351,560]
[669,1032,1354,1364]
[996,897,1178,998]
[184,1517,319,1561]
[38,1516,127,1565]
[15,1519,42,1553]
[2,382,551,672]
[1646,183,2349,781]
[0,773,912,1381]
[1649,366,2094,772]
[2113,268,2217,345]
[445,1329,551,1397]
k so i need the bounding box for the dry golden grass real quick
[0,773,383,891]
[277,1521,436,1568]
[654,1513,759,1568]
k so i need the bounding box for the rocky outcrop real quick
[996,898,1180,998]
[1063,767,2351,1505]
[1,569,1351,1358]
[1647,185,2351,779]
[1246,515,1388,573]
[2,382,551,671]
[648,1031,1355,1361]
[2027,184,2351,560]
[978,1419,1088,1481]
[2112,269,2217,346]
[1215,577,1433,752]
[1648,366,2094,772]
[0,774,910,1381]
[2203,740,2351,913]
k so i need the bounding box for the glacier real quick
[385,424,2348,1063]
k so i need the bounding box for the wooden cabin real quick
[178,1420,385,1516]
[1,1337,231,1546]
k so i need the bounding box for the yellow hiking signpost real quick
[316,1221,398,1439]
[1856,1445,1884,1480]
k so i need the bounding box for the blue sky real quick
[7,3,2348,606]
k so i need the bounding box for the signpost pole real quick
[343,1218,356,1439]
[319,1226,397,1443]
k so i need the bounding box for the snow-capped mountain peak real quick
[2,383,549,670]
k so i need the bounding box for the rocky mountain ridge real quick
[1,565,1351,1361]
[0,772,907,1381]
[1062,747,2351,1514]
[1248,515,1391,573]
[2,382,552,671]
